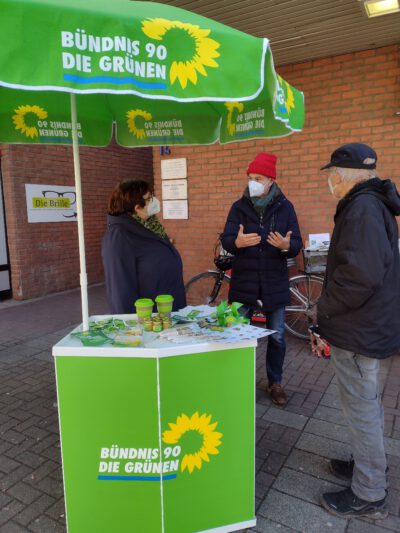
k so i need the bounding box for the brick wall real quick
[1,141,153,299]
[154,45,400,282]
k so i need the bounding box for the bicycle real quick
[184,239,326,340]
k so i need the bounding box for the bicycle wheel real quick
[185,271,230,306]
[285,274,324,340]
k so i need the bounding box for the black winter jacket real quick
[101,214,186,314]
[221,189,302,311]
[318,178,400,358]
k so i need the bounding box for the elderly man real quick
[317,143,400,520]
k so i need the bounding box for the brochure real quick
[71,306,275,348]
[158,322,275,345]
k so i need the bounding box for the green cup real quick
[134,298,154,323]
[155,294,174,315]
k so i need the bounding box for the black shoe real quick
[329,458,389,481]
[321,487,388,520]
[329,458,354,480]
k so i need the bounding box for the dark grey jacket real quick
[102,214,186,314]
[318,178,400,358]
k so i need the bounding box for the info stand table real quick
[53,316,257,533]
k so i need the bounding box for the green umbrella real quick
[0,0,305,327]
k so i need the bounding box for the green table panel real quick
[160,348,255,533]
[56,356,162,533]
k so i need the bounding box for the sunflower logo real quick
[141,18,220,89]
[127,109,152,140]
[277,75,295,116]
[12,105,48,139]
[163,412,222,474]
[225,102,244,136]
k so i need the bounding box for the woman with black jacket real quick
[102,179,186,314]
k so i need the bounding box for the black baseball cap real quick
[321,143,377,170]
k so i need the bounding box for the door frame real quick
[0,163,11,299]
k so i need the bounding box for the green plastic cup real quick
[134,298,154,322]
[155,294,174,315]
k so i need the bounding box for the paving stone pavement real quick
[0,285,399,532]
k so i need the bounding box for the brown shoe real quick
[267,384,287,406]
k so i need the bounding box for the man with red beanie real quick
[221,152,302,406]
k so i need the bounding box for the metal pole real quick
[70,93,89,330]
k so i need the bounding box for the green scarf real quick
[131,214,168,239]
[251,182,278,216]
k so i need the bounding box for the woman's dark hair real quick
[108,179,152,215]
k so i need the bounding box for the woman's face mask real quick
[135,194,160,219]
[146,196,160,216]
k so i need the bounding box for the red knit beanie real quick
[247,153,277,179]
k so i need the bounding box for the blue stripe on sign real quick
[146,137,185,141]
[63,74,167,90]
[39,137,84,145]
[235,129,265,137]
[98,474,177,481]
[39,138,72,143]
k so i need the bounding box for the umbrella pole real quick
[70,93,89,331]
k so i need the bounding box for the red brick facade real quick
[1,142,153,299]
[155,45,400,282]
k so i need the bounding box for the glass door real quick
[0,169,11,299]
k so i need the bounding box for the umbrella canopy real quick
[0,0,305,327]
[0,0,304,146]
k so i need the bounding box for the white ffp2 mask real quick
[147,197,161,216]
[328,176,338,196]
[248,180,265,197]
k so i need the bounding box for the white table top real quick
[52,314,258,359]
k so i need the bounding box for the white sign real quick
[25,184,77,223]
[161,158,187,180]
[163,200,188,220]
[162,179,187,200]
[308,233,330,249]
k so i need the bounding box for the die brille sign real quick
[25,184,77,223]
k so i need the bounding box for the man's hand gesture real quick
[235,224,261,248]
[267,230,292,251]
